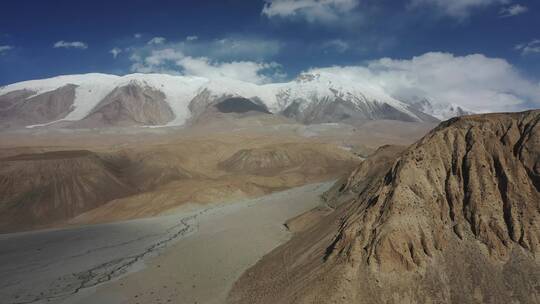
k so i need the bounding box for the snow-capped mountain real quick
[271,72,438,124]
[0,72,458,129]
[403,97,474,120]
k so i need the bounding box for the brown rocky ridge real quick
[228,110,540,304]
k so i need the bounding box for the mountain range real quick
[0,73,472,129]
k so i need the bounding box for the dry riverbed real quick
[0,181,334,304]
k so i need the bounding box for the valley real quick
[2,1,540,303]
[0,72,537,304]
[0,181,333,304]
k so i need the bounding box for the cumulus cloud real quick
[178,57,283,83]
[0,45,13,54]
[262,0,360,23]
[307,52,540,113]
[53,41,88,49]
[147,36,166,45]
[129,48,284,84]
[186,35,198,41]
[499,4,528,17]
[110,47,122,58]
[130,48,185,73]
[409,0,509,19]
[515,39,540,55]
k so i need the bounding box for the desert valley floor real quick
[0,181,332,304]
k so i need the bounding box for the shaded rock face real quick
[280,97,438,125]
[215,97,270,114]
[228,110,540,304]
[76,84,174,127]
[0,86,76,128]
[187,91,272,126]
[322,144,406,208]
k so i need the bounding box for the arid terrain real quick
[2,71,538,304]
[0,105,439,304]
[3,0,540,301]
[0,181,334,304]
[0,111,435,234]
[228,110,540,304]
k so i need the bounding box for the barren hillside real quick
[228,110,540,304]
[0,134,360,233]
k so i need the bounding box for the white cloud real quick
[262,0,360,23]
[134,33,142,39]
[130,36,280,63]
[0,45,13,54]
[53,41,88,49]
[147,36,166,45]
[129,48,283,84]
[307,52,540,113]
[127,35,283,83]
[515,39,540,55]
[321,39,349,53]
[499,4,528,17]
[409,0,509,19]
[130,48,185,73]
[179,57,283,83]
[110,47,122,58]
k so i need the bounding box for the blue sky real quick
[0,0,539,96]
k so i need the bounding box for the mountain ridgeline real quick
[0,73,465,130]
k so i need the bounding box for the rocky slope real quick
[219,143,353,176]
[322,144,406,208]
[0,151,137,232]
[74,84,175,127]
[228,110,540,304]
[0,136,360,233]
[0,73,452,129]
[0,85,76,128]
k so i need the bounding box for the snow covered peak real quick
[0,73,120,97]
[294,73,321,83]
[0,72,450,129]
[398,96,474,120]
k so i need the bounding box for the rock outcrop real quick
[228,110,540,304]
[0,85,76,128]
[0,151,136,232]
[219,143,355,176]
[0,149,194,232]
[75,84,175,127]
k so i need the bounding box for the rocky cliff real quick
[228,110,540,304]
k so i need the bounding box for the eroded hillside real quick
[0,134,360,233]
[228,110,540,304]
